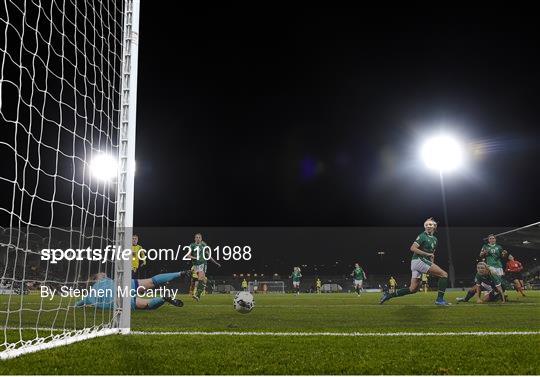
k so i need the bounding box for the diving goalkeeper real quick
[75,270,188,310]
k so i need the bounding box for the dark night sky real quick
[133,6,540,227]
[0,4,538,277]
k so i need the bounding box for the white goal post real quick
[0,0,140,359]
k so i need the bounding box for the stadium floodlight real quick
[90,154,118,181]
[421,135,464,172]
[419,133,465,288]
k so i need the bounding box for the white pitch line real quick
[171,303,540,308]
[7,327,540,336]
[130,330,540,337]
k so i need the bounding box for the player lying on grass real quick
[380,218,450,306]
[350,263,366,295]
[187,233,221,302]
[75,271,187,310]
[456,262,509,303]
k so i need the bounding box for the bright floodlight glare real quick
[89,154,118,181]
[421,135,464,172]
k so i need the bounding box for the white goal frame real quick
[0,0,140,359]
[113,0,140,335]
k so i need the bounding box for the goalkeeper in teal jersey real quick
[75,270,187,311]
[350,263,366,295]
[290,267,302,295]
[380,218,450,306]
[456,262,509,303]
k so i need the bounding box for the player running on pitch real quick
[506,254,526,297]
[380,218,450,306]
[188,265,198,296]
[456,262,509,303]
[316,277,322,294]
[388,276,397,294]
[421,273,429,292]
[290,267,302,295]
[75,271,187,310]
[131,234,146,279]
[187,233,221,301]
[350,263,366,295]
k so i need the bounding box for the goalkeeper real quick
[75,270,188,310]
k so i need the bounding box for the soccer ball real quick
[233,291,254,314]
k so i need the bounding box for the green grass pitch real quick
[1,291,539,374]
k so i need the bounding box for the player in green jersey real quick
[380,218,450,306]
[456,262,508,303]
[350,263,366,296]
[290,267,302,295]
[187,233,221,301]
[479,234,507,277]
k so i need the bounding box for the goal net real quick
[0,0,139,359]
[249,281,285,294]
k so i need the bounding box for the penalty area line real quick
[130,330,540,337]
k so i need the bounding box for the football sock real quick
[464,289,475,302]
[196,281,206,298]
[147,297,165,310]
[151,272,181,287]
[437,277,448,300]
